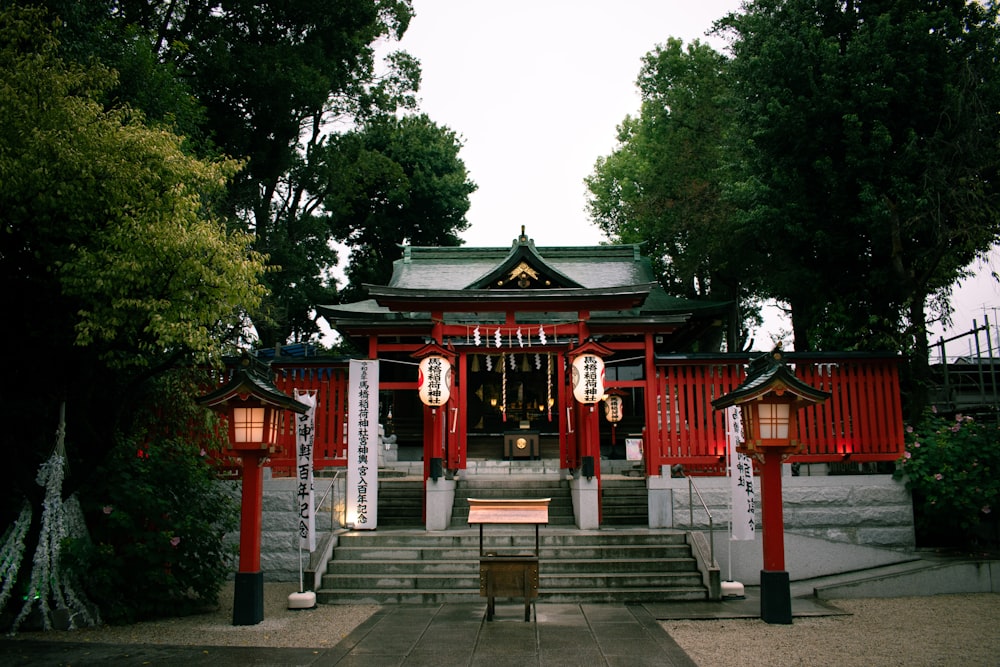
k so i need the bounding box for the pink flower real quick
[934,473,944,481]
[199,448,207,457]
[170,536,181,547]
[102,505,113,515]
[913,442,921,448]
[931,405,938,414]
[904,451,912,459]
[983,506,992,515]
[906,425,914,433]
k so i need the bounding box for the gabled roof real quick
[464,229,583,289]
[317,229,734,343]
[198,353,310,413]
[387,235,653,291]
[711,350,831,409]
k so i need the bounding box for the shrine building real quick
[304,226,904,530]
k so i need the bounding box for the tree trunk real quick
[906,295,931,423]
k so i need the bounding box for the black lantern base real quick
[233,571,265,625]
[760,570,792,624]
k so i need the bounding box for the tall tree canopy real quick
[23,0,472,347]
[323,114,476,303]
[720,0,1000,359]
[0,5,265,517]
[586,38,754,350]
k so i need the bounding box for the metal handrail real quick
[687,475,716,566]
[317,470,344,529]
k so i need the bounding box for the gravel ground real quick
[7,582,378,649]
[7,586,1000,666]
[664,593,1000,667]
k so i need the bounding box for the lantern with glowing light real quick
[711,349,829,625]
[198,353,309,625]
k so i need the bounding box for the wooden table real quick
[468,498,550,621]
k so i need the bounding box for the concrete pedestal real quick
[426,478,456,531]
[760,569,792,624]
[233,571,264,625]
[569,476,599,529]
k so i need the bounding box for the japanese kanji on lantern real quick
[418,355,452,407]
[571,353,604,404]
[603,394,623,422]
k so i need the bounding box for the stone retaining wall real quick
[238,469,914,583]
[227,477,339,582]
[649,472,915,549]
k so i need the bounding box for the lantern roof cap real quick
[411,342,455,360]
[568,339,615,359]
[711,348,830,410]
[198,352,310,413]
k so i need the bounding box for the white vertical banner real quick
[347,360,379,529]
[294,391,317,552]
[727,406,756,540]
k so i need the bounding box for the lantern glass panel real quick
[758,402,790,440]
[265,408,280,445]
[233,406,266,442]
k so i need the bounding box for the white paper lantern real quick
[418,356,452,406]
[571,354,605,404]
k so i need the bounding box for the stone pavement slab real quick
[1,602,697,667]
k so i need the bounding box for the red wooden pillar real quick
[559,351,576,470]
[759,453,786,572]
[644,332,662,476]
[233,451,265,625]
[451,352,466,470]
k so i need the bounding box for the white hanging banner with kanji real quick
[347,360,379,530]
[294,390,317,551]
[727,406,756,540]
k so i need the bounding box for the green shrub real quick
[68,371,238,624]
[894,409,999,549]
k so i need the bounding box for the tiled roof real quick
[389,243,652,290]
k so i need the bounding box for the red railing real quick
[212,353,904,478]
[269,364,350,475]
[653,354,905,469]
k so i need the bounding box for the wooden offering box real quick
[467,498,550,621]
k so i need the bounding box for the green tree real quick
[0,7,263,622]
[17,0,426,346]
[586,38,753,351]
[719,0,1000,375]
[323,114,476,303]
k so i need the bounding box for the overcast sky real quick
[380,0,1000,351]
[394,0,740,247]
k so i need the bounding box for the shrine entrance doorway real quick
[464,349,561,462]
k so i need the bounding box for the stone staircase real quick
[316,528,708,604]
[601,477,648,526]
[377,479,423,526]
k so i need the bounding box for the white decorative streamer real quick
[727,406,756,540]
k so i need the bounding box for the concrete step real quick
[329,529,688,547]
[317,528,708,604]
[377,480,423,526]
[601,478,648,526]
[325,556,696,575]
[316,586,708,604]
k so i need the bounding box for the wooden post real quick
[759,452,791,624]
[233,451,265,625]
